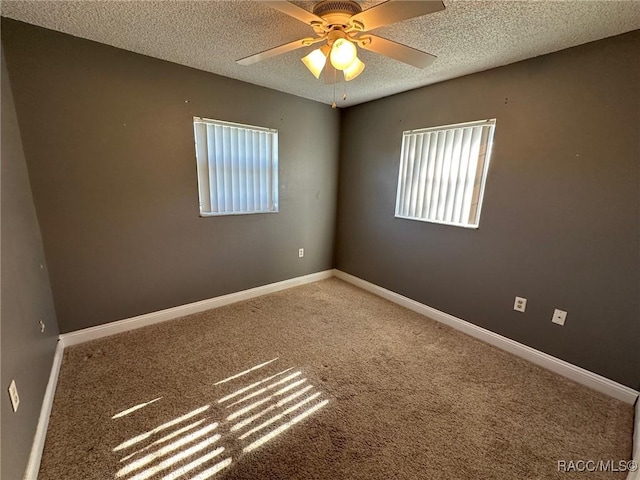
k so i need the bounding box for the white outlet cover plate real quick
[514,296,527,313]
[8,380,19,412]
[552,309,567,326]
[298,248,304,258]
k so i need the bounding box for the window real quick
[193,117,278,216]
[395,119,496,228]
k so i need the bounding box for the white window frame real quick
[394,119,496,229]
[193,117,278,217]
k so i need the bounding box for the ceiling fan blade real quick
[237,38,313,66]
[262,1,325,26]
[351,0,445,32]
[323,61,342,85]
[359,34,437,69]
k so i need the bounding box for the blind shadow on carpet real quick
[111,358,329,480]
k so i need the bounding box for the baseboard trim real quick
[24,340,64,480]
[334,269,639,405]
[629,398,640,480]
[59,270,334,347]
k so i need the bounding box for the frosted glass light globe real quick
[330,39,357,71]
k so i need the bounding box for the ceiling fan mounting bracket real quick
[312,0,363,30]
[312,1,362,18]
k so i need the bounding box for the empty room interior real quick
[1,1,639,479]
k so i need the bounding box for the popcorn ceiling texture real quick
[2,0,639,107]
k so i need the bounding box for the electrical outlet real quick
[552,309,567,326]
[39,320,46,333]
[298,248,304,258]
[513,296,527,313]
[8,380,19,412]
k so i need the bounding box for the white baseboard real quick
[23,340,64,480]
[629,399,640,480]
[59,270,334,348]
[334,269,639,405]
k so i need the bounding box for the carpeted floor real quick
[39,278,634,480]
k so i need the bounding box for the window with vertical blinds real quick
[395,119,496,228]
[193,117,278,216]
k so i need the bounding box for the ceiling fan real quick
[237,0,445,83]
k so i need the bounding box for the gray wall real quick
[335,31,640,389]
[1,49,60,480]
[1,19,340,334]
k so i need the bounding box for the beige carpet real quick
[39,278,633,480]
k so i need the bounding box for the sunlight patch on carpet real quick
[125,440,223,480]
[217,368,295,404]
[112,397,163,419]
[243,400,329,453]
[114,405,211,452]
[120,419,208,463]
[115,425,219,477]
[112,358,328,479]
[214,358,279,385]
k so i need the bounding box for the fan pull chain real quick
[332,74,337,108]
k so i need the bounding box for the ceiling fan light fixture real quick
[330,38,357,70]
[343,56,365,81]
[301,48,328,78]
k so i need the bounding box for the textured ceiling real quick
[2,0,640,107]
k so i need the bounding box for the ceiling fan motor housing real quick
[313,0,362,27]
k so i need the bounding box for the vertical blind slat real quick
[258,131,264,211]
[223,126,232,212]
[235,127,241,212]
[244,129,252,211]
[214,125,225,213]
[209,125,216,212]
[468,127,491,225]
[195,123,211,213]
[231,127,238,212]
[429,131,445,220]
[408,134,423,217]
[265,133,271,210]
[452,128,473,224]
[415,133,430,218]
[402,134,416,216]
[252,132,258,211]
[422,132,437,219]
[205,126,215,213]
[272,134,278,210]
[443,129,462,222]
[400,135,412,216]
[437,130,454,221]
[395,135,408,216]
[463,128,482,222]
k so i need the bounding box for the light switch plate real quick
[8,380,19,412]
[552,309,567,326]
